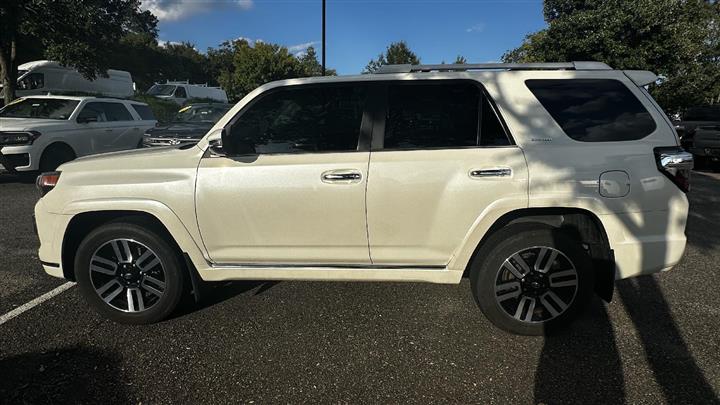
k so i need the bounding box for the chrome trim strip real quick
[210,263,446,270]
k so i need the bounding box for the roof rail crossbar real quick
[374,61,611,74]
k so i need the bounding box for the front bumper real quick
[1,145,35,171]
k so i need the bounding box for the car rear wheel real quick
[74,221,184,324]
[470,225,594,335]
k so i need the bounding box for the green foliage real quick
[364,41,421,73]
[131,94,179,124]
[503,0,720,112]
[0,0,156,103]
[454,55,468,64]
[208,39,334,102]
[107,34,211,92]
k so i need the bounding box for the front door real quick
[196,83,373,265]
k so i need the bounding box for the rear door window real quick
[526,79,656,142]
[101,103,134,122]
[131,104,156,120]
[382,82,510,149]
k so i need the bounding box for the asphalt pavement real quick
[0,170,719,404]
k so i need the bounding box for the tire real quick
[39,144,76,172]
[74,220,185,324]
[469,224,594,335]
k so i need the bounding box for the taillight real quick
[654,147,693,193]
[36,171,61,196]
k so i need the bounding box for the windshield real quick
[174,105,230,123]
[0,98,79,120]
[147,84,177,96]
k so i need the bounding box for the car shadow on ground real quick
[0,171,37,184]
[0,345,130,404]
[173,280,281,319]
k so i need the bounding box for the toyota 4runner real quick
[34,62,692,335]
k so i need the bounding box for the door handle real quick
[104,129,114,132]
[470,168,512,178]
[321,170,362,183]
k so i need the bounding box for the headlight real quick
[36,171,61,196]
[0,131,41,145]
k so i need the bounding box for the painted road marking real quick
[0,282,76,326]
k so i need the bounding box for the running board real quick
[198,264,462,284]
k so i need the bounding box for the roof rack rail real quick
[374,61,612,74]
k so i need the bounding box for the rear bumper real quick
[35,199,72,279]
[599,202,688,280]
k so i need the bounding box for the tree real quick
[503,0,720,112]
[298,46,336,77]
[454,55,468,64]
[0,0,156,104]
[364,41,420,73]
[208,39,334,102]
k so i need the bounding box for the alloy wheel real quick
[89,238,167,313]
[494,246,578,323]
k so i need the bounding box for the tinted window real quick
[78,102,133,122]
[480,96,510,146]
[228,85,366,154]
[131,104,156,120]
[684,106,720,121]
[175,87,187,98]
[526,79,656,142]
[384,83,480,149]
[0,98,78,120]
[102,103,133,121]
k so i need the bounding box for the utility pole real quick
[322,0,326,76]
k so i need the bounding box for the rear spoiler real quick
[623,70,658,87]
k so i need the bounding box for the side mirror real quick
[77,116,98,124]
[220,128,256,156]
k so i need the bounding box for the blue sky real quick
[144,0,547,74]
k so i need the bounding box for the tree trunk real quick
[0,48,18,105]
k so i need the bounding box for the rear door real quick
[98,102,143,150]
[366,80,528,266]
[195,82,373,264]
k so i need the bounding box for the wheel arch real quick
[459,207,615,302]
[40,141,76,160]
[60,207,208,287]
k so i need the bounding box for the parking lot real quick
[0,170,719,404]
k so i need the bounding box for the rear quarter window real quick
[526,79,656,142]
[131,104,156,120]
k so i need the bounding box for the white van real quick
[0,60,134,100]
[146,81,229,104]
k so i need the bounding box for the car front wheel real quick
[470,225,594,335]
[74,220,184,324]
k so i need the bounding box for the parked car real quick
[141,103,232,147]
[34,62,691,335]
[0,60,134,101]
[146,81,228,104]
[0,95,156,172]
[675,105,720,168]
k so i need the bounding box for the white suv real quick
[34,62,692,335]
[0,95,156,172]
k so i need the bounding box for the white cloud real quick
[288,41,318,56]
[157,39,182,47]
[465,23,485,33]
[141,0,254,21]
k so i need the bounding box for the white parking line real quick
[0,282,76,326]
